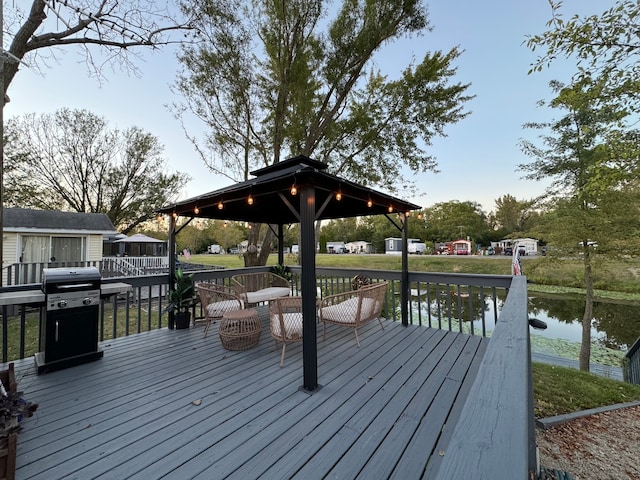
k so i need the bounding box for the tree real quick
[526,1,640,106]
[422,201,490,245]
[491,194,533,233]
[3,1,194,96]
[519,77,640,371]
[4,108,189,232]
[0,1,194,285]
[174,0,473,266]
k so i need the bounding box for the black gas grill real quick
[35,267,104,374]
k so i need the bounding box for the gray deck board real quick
[6,307,493,480]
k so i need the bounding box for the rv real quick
[207,244,222,254]
[408,242,427,254]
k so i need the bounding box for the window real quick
[21,235,86,263]
[51,236,85,262]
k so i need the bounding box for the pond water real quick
[411,292,640,353]
[527,294,640,352]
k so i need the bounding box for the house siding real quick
[88,234,103,261]
[4,233,18,262]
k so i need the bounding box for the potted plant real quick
[165,268,194,329]
[271,263,292,282]
[0,364,38,480]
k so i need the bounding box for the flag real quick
[512,246,522,276]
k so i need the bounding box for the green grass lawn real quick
[191,252,640,299]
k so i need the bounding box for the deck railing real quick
[624,335,640,385]
[432,275,536,478]
[5,257,175,285]
[0,266,514,363]
[0,266,535,477]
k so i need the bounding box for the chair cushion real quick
[245,287,290,304]
[321,297,377,324]
[206,300,243,318]
[270,312,303,339]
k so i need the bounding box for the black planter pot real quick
[174,312,191,330]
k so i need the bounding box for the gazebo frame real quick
[157,155,421,391]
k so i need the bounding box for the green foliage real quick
[165,269,194,314]
[271,263,292,282]
[491,194,535,233]
[4,109,190,233]
[175,0,472,196]
[526,0,640,105]
[422,201,491,244]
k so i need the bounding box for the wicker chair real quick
[269,296,304,367]
[195,282,245,338]
[231,272,291,305]
[319,281,388,347]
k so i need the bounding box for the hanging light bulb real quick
[290,183,298,195]
[218,200,223,210]
[172,212,178,219]
[388,205,393,213]
[247,195,254,205]
[194,206,200,215]
[367,198,373,208]
[336,190,342,201]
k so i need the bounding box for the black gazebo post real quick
[401,214,409,326]
[167,214,177,330]
[300,184,318,390]
[277,224,284,266]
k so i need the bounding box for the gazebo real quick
[157,155,421,390]
[112,233,167,257]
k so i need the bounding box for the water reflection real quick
[410,290,640,352]
[529,294,640,351]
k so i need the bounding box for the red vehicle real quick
[452,239,472,255]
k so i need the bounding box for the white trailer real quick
[208,244,222,254]
[408,242,427,254]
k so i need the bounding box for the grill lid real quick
[41,267,101,293]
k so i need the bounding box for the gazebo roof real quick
[157,155,421,223]
[115,233,165,243]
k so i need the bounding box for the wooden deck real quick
[9,308,489,479]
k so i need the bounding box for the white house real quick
[2,207,117,285]
[326,241,346,254]
[345,241,372,254]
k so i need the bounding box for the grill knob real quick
[83,298,93,305]
[58,300,67,308]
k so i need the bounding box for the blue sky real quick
[4,0,603,213]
